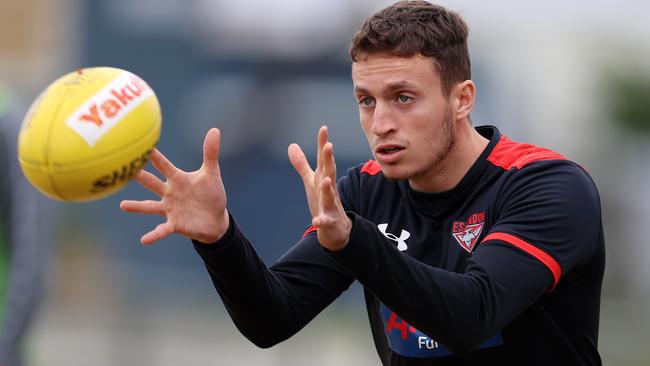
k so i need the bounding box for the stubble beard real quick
[410,106,456,182]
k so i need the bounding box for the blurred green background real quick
[1,0,649,365]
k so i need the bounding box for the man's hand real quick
[288,126,352,251]
[120,128,229,245]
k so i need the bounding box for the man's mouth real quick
[375,144,406,163]
[380,147,402,154]
[376,144,404,154]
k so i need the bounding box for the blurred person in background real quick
[121,1,605,364]
[0,84,46,366]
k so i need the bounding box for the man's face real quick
[352,53,456,182]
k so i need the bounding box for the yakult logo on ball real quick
[66,72,153,147]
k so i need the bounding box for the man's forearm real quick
[194,214,353,348]
[327,212,551,354]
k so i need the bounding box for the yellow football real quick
[18,67,161,202]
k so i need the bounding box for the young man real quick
[122,1,605,364]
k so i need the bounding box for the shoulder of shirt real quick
[487,135,598,194]
[343,160,391,185]
[340,160,384,178]
[339,160,395,208]
[358,160,382,176]
[486,134,570,170]
[486,134,595,176]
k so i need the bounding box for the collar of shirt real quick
[399,125,500,225]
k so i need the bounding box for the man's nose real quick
[371,101,397,136]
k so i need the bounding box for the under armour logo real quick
[378,223,410,252]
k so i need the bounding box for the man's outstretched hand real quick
[120,128,229,245]
[288,126,352,251]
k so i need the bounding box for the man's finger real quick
[320,176,339,212]
[120,200,165,216]
[288,143,313,182]
[202,128,221,175]
[133,170,166,196]
[316,125,328,173]
[141,222,174,245]
[150,148,179,178]
[322,142,337,183]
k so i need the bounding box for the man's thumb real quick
[202,128,221,174]
[288,143,312,182]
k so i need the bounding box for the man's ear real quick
[452,80,475,121]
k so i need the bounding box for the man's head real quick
[350,1,477,190]
[350,0,470,97]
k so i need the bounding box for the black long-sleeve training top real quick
[194,125,605,365]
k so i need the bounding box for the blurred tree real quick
[607,74,650,135]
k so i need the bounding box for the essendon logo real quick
[451,212,485,253]
[66,72,153,147]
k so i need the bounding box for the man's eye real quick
[398,95,412,103]
[359,97,374,106]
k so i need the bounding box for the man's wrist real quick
[192,212,238,252]
[321,214,354,252]
[338,216,353,250]
[196,209,231,245]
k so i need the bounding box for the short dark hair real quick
[350,1,471,96]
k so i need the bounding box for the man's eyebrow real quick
[385,81,418,91]
[354,81,418,95]
[354,86,370,95]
